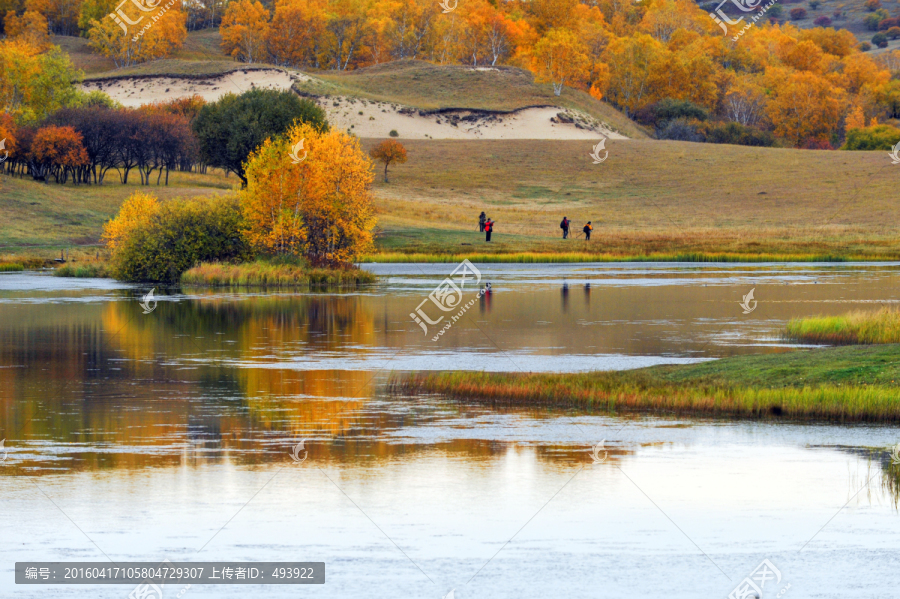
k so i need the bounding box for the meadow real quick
[3,137,899,262]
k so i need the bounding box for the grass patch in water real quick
[396,345,900,422]
[53,263,110,277]
[0,262,25,272]
[181,260,377,288]
[786,308,900,345]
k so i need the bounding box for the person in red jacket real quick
[485,219,494,242]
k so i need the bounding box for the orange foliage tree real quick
[369,138,407,183]
[4,9,50,50]
[220,0,270,62]
[30,125,89,183]
[531,28,588,96]
[241,122,376,264]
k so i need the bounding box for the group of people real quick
[560,217,593,240]
[477,212,593,242]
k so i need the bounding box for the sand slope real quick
[82,69,627,140]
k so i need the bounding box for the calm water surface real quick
[2,263,900,598]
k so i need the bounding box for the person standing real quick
[583,221,593,241]
[485,218,493,242]
[560,216,569,239]
[479,211,486,232]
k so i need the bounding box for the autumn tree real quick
[87,7,187,67]
[369,139,407,183]
[192,88,328,185]
[765,69,846,146]
[30,125,89,183]
[531,28,588,96]
[5,10,50,50]
[102,191,159,251]
[241,121,375,263]
[0,40,83,124]
[220,0,270,62]
[267,0,326,67]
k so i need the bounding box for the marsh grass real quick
[786,308,900,345]
[396,344,900,422]
[0,262,24,272]
[181,260,377,288]
[53,263,110,278]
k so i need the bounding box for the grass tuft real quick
[53,263,111,278]
[786,308,900,345]
[181,260,377,288]
[0,262,25,272]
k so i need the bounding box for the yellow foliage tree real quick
[531,28,588,96]
[844,104,865,133]
[765,68,846,146]
[87,7,187,68]
[241,122,376,264]
[220,0,271,63]
[102,191,160,251]
[5,9,50,50]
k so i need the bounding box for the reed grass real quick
[786,308,900,345]
[53,263,110,278]
[0,262,25,272]
[362,252,857,263]
[399,370,900,422]
[181,260,377,288]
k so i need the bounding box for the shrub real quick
[889,26,900,39]
[657,119,703,142]
[860,41,872,51]
[833,9,842,17]
[705,122,778,147]
[843,124,900,150]
[801,137,834,150]
[790,7,807,19]
[809,0,820,8]
[636,98,709,128]
[873,32,889,47]
[878,17,900,30]
[104,193,252,282]
[389,129,399,137]
[865,0,882,10]
[768,4,783,17]
[865,9,889,29]
[814,15,832,25]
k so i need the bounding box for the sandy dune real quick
[82,69,627,140]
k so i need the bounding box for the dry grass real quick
[786,308,900,345]
[181,260,377,287]
[364,138,900,259]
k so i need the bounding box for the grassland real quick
[787,308,900,345]
[181,260,377,287]
[3,138,899,261]
[294,60,647,139]
[399,344,900,422]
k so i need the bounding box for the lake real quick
[2,263,899,598]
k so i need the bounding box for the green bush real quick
[873,32,889,47]
[842,124,900,150]
[110,197,253,282]
[705,122,778,147]
[768,4,783,17]
[389,129,399,137]
[860,41,873,51]
[809,0,820,8]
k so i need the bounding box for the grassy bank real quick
[786,308,900,345]
[362,251,860,263]
[53,263,111,278]
[397,344,900,422]
[181,261,377,287]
